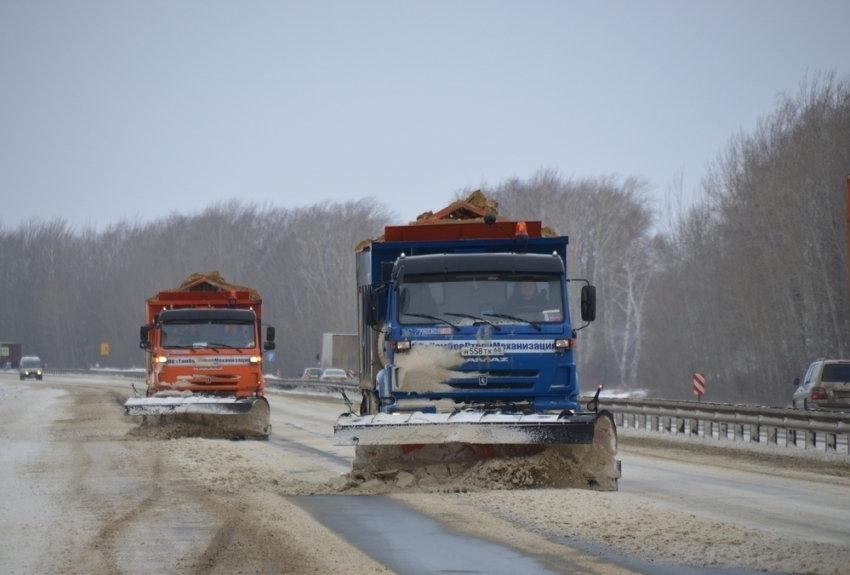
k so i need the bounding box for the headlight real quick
[155,356,168,363]
[554,339,575,350]
[249,356,261,363]
[391,340,411,351]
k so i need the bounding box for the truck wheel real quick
[803,399,809,410]
[37,375,42,381]
[19,374,24,381]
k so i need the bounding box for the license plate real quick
[461,346,505,357]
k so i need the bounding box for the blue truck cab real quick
[355,219,596,417]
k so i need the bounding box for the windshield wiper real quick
[482,312,542,331]
[444,312,502,331]
[207,343,244,353]
[403,313,460,332]
[163,344,220,353]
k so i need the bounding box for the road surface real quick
[1,373,848,574]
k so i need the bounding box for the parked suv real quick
[792,359,850,411]
[19,356,44,381]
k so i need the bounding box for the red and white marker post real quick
[693,373,706,401]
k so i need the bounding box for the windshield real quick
[398,273,565,326]
[161,320,256,348]
[21,359,42,368]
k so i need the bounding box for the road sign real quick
[0,347,8,357]
[693,373,706,396]
[265,351,275,362]
[100,343,109,356]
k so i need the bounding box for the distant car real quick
[19,356,43,381]
[320,368,350,382]
[792,359,850,411]
[301,367,323,380]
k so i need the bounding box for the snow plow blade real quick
[124,396,271,439]
[334,411,597,446]
[334,410,621,491]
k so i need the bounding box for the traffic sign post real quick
[693,373,706,401]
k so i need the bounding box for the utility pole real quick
[846,174,850,305]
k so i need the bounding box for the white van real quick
[19,356,43,381]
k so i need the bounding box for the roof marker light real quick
[516,222,528,238]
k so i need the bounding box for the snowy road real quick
[1,373,848,574]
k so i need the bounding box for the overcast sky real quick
[2,1,849,230]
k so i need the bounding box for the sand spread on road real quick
[4,376,850,575]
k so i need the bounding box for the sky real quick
[2,1,849,230]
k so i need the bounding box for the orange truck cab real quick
[126,273,275,437]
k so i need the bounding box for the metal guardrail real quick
[43,368,145,379]
[266,377,359,392]
[593,397,850,455]
[33,370,850,454]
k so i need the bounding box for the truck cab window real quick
[398,273,564,325]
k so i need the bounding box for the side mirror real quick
[364,287,380,328]
[792,377,800,387]
[264,341,275,351]
[140,325,151,350]
[266,326,275,342]
[580,285,597,322]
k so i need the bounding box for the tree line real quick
[2,72,847,406]
[0,199,393,376]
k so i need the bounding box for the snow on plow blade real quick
[334,411,597,446]
[125,396,262,416]
[124,396,271,439]
[335,410,621,491]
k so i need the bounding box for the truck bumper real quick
[333,411,598,446]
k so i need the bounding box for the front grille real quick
[447,379,535,390]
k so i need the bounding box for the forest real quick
[2,73,848,406]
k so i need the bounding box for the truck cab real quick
[357,222,595,417]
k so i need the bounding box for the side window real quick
[804,363,819,385]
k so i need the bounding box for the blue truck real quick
[334,204,620,490]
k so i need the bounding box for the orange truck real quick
[124,272,275,438]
